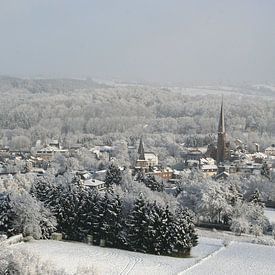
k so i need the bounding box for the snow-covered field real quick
[14,237,223,275]
[184,241,275,275]
[12,233,275,275]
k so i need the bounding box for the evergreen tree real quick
[0,192,14,236]
[228,182,243,206]
[175,208,198,253]
[144,174,164,192]
[100,190,123,247]
[105,163,122,187]
[31,176,63,213]
[146,201,166,255]
[90,193,106,244]
[31,177,54,204]
[157,205,177,255]
[135,169,145,182]
[57,180,84,240]
[126,194,151,252]
[77,187,99,241]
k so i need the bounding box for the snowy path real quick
[13,237,223,275]
[183,241,275,275]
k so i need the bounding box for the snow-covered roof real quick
[173,170,181,175]
[186,147,208,154]
[90,145,113,152]
[83,179,105,187]
[201,164,217,170]
[37,146,68,153]
[252,152,267,159]
[95,170,107,174]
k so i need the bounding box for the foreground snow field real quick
[184,241,275,275]
[14,237,223,275]
[12,235,275,275]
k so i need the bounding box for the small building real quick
[83,179,105,191]
[201,164,218,177]
[36,146,68,160]
[265,145,275,156]
[153,167,173,180]
[184,147,207,161]
[48,139,61,149]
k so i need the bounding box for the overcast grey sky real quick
[0,0,274,83]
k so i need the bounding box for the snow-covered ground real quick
[183,241,275,275]
[12,231,275,275]
[13,237,223,275]
[265,208,275,224]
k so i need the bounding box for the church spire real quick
[217,97,226,165]
[218,97,225,133]
[138,137,145,160]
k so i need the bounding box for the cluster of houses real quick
[0,101,274,192]
[134,100,274,181]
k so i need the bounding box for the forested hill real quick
[0,76,108,94]
[0,76,274,155]
[0,76,274,97]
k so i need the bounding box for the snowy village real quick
[1,1,275,275]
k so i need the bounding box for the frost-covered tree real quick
[105,163,122,187]
[0,192,14,236]
[32,175,85,240]
[174,207,198,253]
[11,191,56,239]
[230,200,269,236]
[99,190,123,247]
[249,189,262,205]
[143,174,164,192]
[230,213,250,236]
[0,190,56,239]
[157,205,178,255]
[77,188,99,241]
[53,180,85,240]
[126,195,197,255]
[198,182,232,224]
[126,194,150,252]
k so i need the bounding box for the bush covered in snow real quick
[0,245,98,275]
[176,172,270,236]
[0,190,56,239]
[251,237,275,246]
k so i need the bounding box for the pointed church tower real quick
[217,98,226,165]
[137,137,145,160]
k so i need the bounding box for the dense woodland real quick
[0,77,275,162]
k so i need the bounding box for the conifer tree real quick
[90,193,106,244]
[105,163,122,187]
[126,194,151,252]
[158,205,177,255]
[0,192,14,236]
[175,208,198,253]
[101,191,123,247]
[78,188,99,241]
[146,201,166,254]
[144,174,164,192]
